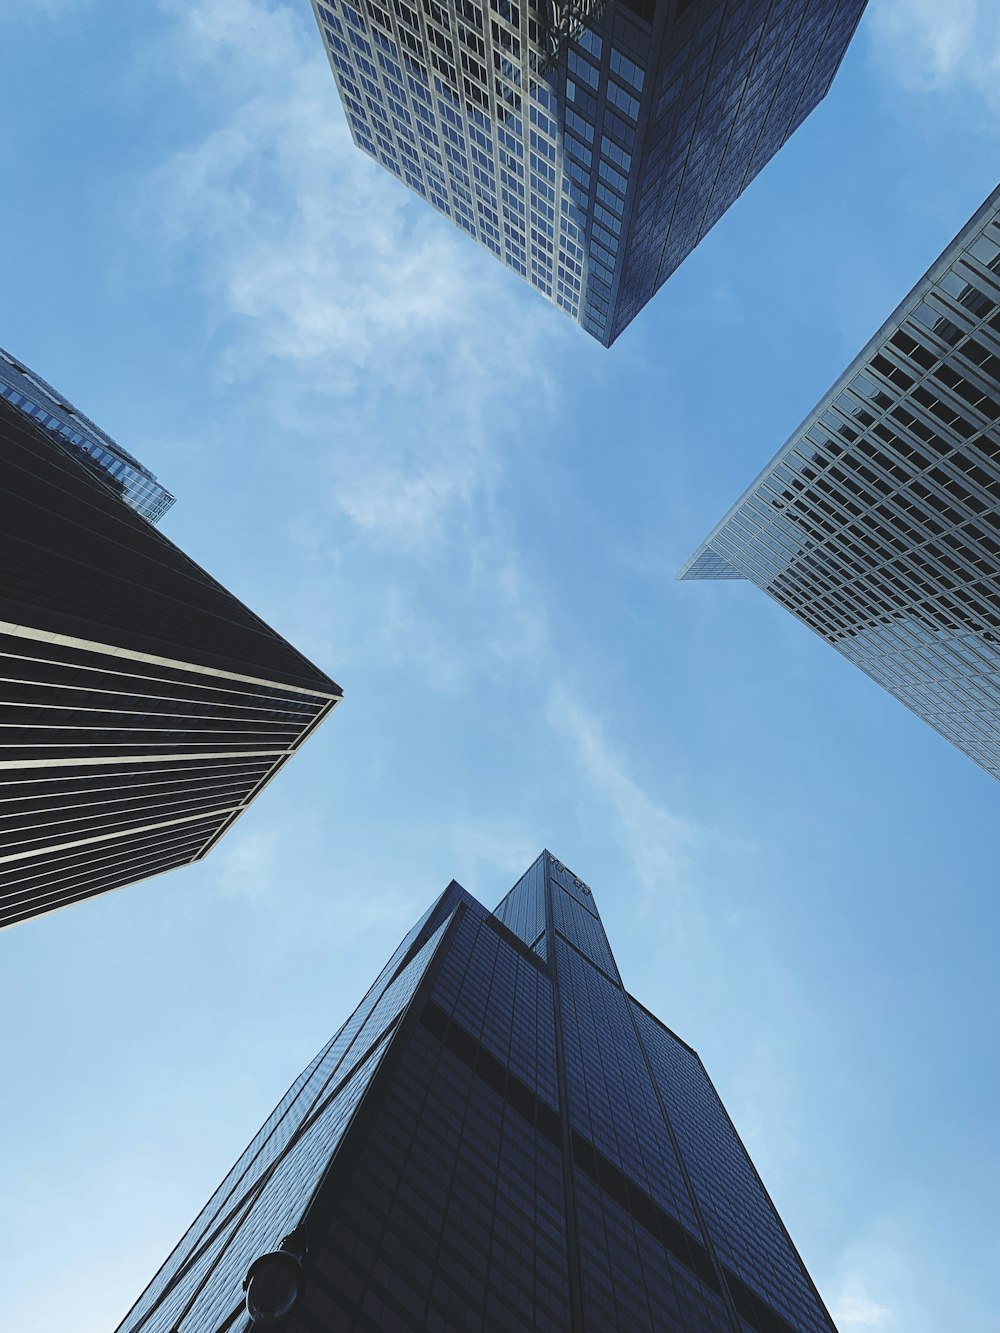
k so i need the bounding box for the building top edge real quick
[676,181,1000,580]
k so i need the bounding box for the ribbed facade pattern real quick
[681,186,1000,782]
[118,854,834,1332]
[0,398,340,927]
[313,0,866,345]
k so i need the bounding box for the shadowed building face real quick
[117,851,836,1332]
[312,0,868,345]
[0,396,341,928]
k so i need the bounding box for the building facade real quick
[0,396,341,928]
[117,851,835,1332]
[680,185,1000,782]
[312,0,867,345]
[0,346,175,523]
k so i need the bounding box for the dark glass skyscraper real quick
[313,0,867,344]
[0,345,174,523]
[680,185,1000,783]
[0,396,341,929]
[118,851,835,1332]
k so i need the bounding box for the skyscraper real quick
[0,346,175,524]
[117,851,835,1332]
[680,184,1000,782]
[312,0,868,345]
[0,395,341,929]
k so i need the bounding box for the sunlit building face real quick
[681,186,1000,783]
[311,0,868,345]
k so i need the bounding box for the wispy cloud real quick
[823,1210,986,1333]
[358,553,549,688]
[546,684,701,909]
[828,1229,900,1332]
[212,821,289,900]
[140,0,572,702]
[146,0,569,550]
[448,822,542,888]
[869,0,1000,107]
[834,1293,892,1329]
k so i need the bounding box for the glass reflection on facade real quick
[680,184,1000,783]
[118,851,835,1331]
[0,346,174,523]
[311,0,867,345]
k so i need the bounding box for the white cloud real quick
[134,0,579,704]
[835,1293,893,1328]
[726,1035,803,1180]
[828,1233,900,1332]
[448,822,541,887]
[869,0,1000,105]
[823,1211,985,1333]
[546,684,701,909]
[363,553,548,686]
[213,821,288,899]
[146,0,569,550]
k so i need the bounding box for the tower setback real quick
[117,852,835,1332]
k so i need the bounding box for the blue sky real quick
[1,1,999,1329]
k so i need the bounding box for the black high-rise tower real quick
[118,852,835,1332]
[0,395,341,928]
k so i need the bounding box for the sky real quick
[0,0,998,1329]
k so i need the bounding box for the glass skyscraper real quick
[312,0,867,345]
[0,345,174,523]
[0,395,341,929]
[118,851,835,1331]
[680,185,1000,782]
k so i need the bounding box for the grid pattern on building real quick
[0,347,175,523]
[0,397,340,927]
[312,0,610,332]
[313,0,866,345]
[611,0,867,342]
[116,902,463,1333]
[681,186,1000,782]
[120,853,836,1331]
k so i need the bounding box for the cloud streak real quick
[869,0,1000,108]
[147,0,569,548]
[546,684,701,908]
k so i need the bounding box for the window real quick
[568,51,599,90]
[377,51,403,80]
[422,0,450,27]
[530,79,556,111]
[566,108,593,143]
[566,159,590,190]
[610,47,644,89]
[460,22,485,56]
[606,81,640,119]
[529,129,555,161]
[490,0,519,28]
[491,20,520,57]
[596,182,623,213]
[599,159,628,192]
[576,28,601,59]
[457,0,483,27]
